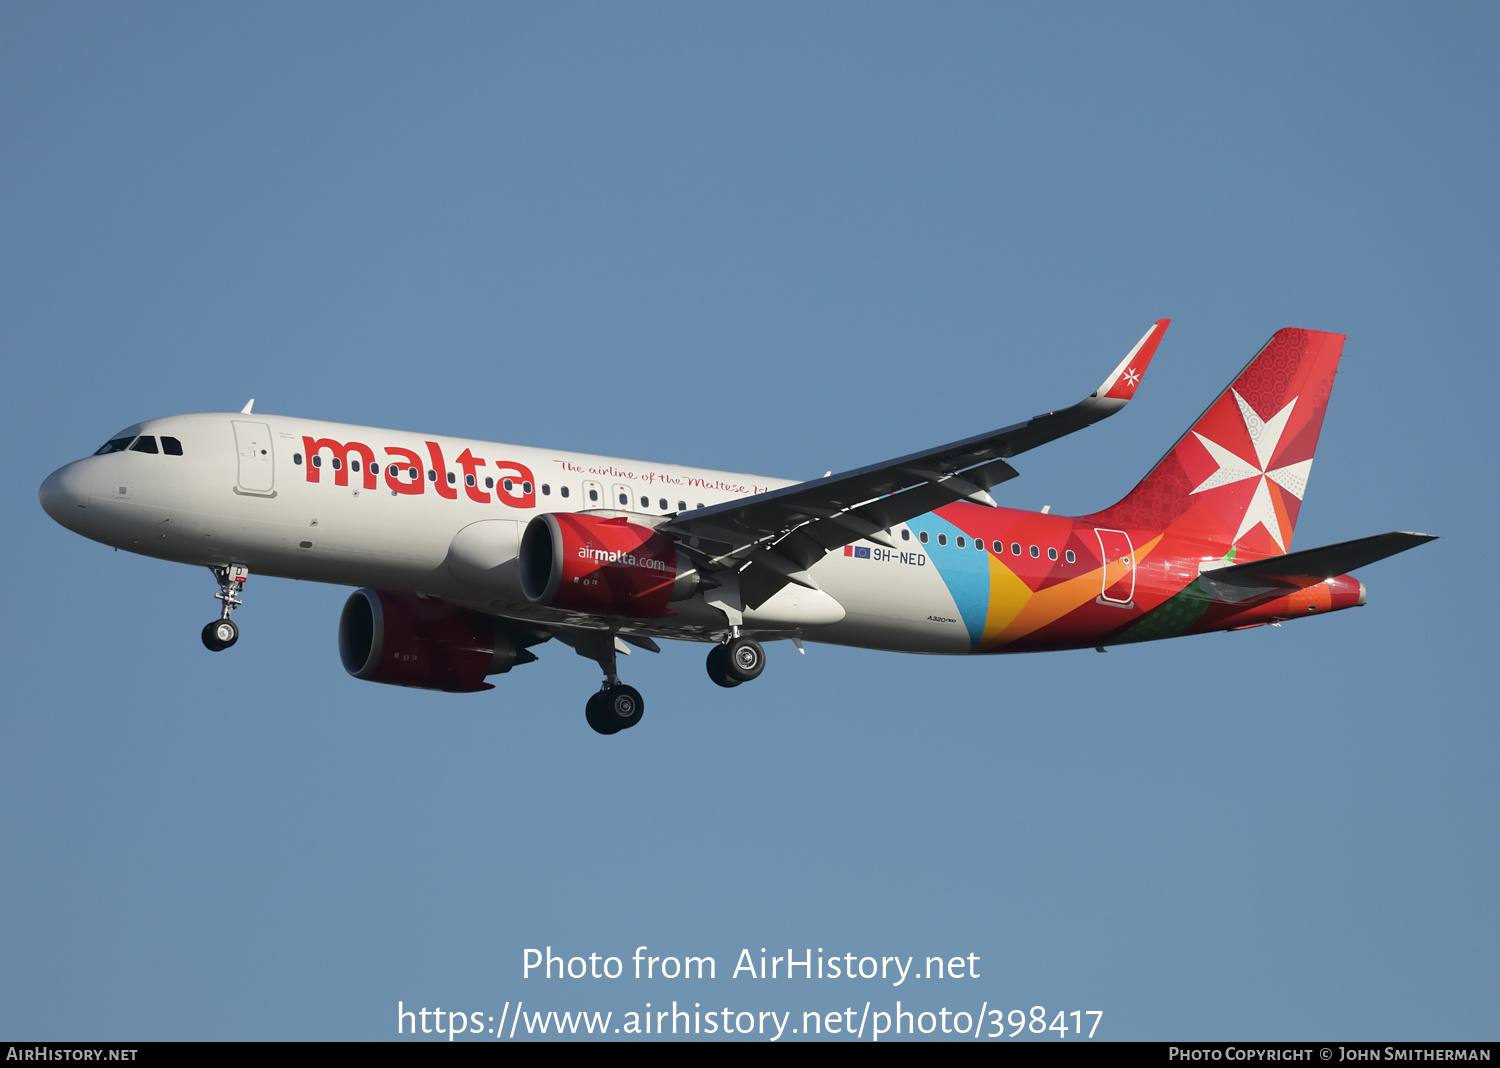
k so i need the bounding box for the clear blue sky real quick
[2,2,1494,1041]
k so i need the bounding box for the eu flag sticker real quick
[854,546,871,559]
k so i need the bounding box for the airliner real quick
[39,322,1433,734]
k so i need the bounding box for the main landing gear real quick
[202,564,249,652]
[706,633,766,689]
[586,684,644,736]
[577,634,645,736]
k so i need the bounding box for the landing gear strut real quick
[202,564,248,652]
[706,634,766,688]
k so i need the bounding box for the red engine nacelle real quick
[338,589,538,692]
[519,512,698,616]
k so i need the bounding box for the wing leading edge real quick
[662,320,1172,613]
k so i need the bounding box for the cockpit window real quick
[129,435,159,454]
[95,436,135,455]
[161,436,183,455]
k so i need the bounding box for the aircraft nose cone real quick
[39,461,90,525]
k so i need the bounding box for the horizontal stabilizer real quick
[1204,531,1437,590]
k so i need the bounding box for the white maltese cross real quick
[1189,391,1313,550]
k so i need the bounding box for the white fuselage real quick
[41,412,979,654]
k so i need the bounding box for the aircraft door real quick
[581,480,603,509]
[233,421,276,495]
[1094,528,1136,606]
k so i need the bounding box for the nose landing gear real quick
[202,564,249,652]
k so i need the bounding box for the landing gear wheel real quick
[201,618,239,652]
[586,684,644,734]
[605,684,643,729]
[585,691,621,735]
[706,644,742,688]
[724,636,765,682]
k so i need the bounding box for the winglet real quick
[1091,319,1170,402]
[241,399,255,414]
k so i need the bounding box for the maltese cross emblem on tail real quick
[1189,390,1313,551]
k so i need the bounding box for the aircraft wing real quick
[1200,531,1438,593]
[661,319,1170,607]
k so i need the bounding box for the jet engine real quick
[519,512,698,617]
[338,588,540,692]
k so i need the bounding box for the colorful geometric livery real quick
[897,329,1356,652]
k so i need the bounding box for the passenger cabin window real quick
[312,456,323,468]
[919,531,929,544]
[1011,542,1021,555]
[677,500,686,511]
[522,481,532,494]
[351,459,360,472]
[640,495,649,509]
[293,453,303,464]
[1048,547,1058,561]
[446,471,456,484]
[1065,550,1076,564]
[95,437,135,455]
[129,436,158,454]
[487,478,496,489]
[1030,545,1040,558]
[332,457,342,470]
[161,436,183,456]
[901,529,910,541]
[659,498,668,510]
[465,474,475,487]
[937,534,947,546]
[618,492,629,506]
[560,486,570,498]
[540,483,549,495]
[976,539,985,552]
[956,536,965,547]
[588,488,598,502]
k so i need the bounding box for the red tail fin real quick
[1081,328,1345,555]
